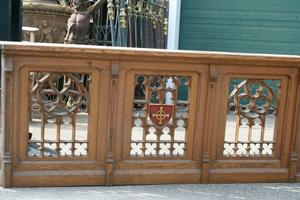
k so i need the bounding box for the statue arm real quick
[88,0,107,15]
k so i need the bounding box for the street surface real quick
[1,183,300,200]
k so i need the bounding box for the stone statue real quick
[39,20,54,43]
[64,0,106,44]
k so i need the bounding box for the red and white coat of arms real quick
[149,104,174,129]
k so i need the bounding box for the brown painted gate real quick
[1,43,300,187]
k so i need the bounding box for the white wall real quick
[167,0,181,50]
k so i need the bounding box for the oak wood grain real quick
[0,42,299,186]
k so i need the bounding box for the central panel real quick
[116,68,201,185]
[130,75,190,157]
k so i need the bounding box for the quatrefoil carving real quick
[230,80,277,123]
[31,73,88,116]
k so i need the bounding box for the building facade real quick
[176,0,300,55]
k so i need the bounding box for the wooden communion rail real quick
[0,42,300,187]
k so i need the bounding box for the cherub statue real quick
[64,0,106,44]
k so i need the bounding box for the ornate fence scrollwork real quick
[90,0,169,48]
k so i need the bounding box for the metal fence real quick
[88,0,168,48]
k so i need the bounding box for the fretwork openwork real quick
[28,72,90,157]
[224,79,280,157]
[130,75,190,157]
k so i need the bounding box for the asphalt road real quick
[1,183,300,200]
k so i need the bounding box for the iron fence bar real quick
[108,0,116,46]
[145,20,149,48]
[138,0,144,48]
[109,18,116,46]
[105,15,110,45]
[163,17,168,49]
[153,25,156,48]
[164,33,167,49]
[119,0,127,47]
[139,16,144,48]
[94,10,101,44]
[128,16,133,47]
[127,0,133,47]
[143,15,147,48]
[145,7,149,48]
[134,13,138,47]
[115,1,121,46]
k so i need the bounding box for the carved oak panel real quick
[130,75,190,157]
[224,79,280,157]
[28,72,90,157]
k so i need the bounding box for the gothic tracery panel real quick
[130,75,190,157]
[224,79,280,157]
[28,72,90,158]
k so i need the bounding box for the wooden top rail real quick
[2,42,300,67]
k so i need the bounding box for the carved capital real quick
[106,152,114,163]
[1,55,13,72]
[202,154,210,163]
[111,61,120,77]
[2,153,12,187]
[209,66,218,82]
[2,154,12,164]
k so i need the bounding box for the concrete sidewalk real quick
[1,183,300,200]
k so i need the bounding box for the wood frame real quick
[0,42,300,187]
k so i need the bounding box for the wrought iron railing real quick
[62,0,169,48]
[90,0,168,48]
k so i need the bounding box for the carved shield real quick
[149,104,174,129]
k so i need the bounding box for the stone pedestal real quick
[22,0,73,43]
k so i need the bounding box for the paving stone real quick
[1,183,300,200]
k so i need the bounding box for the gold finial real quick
[107,0,115,21]
[163,18,168,35]
[119,8,127,28]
